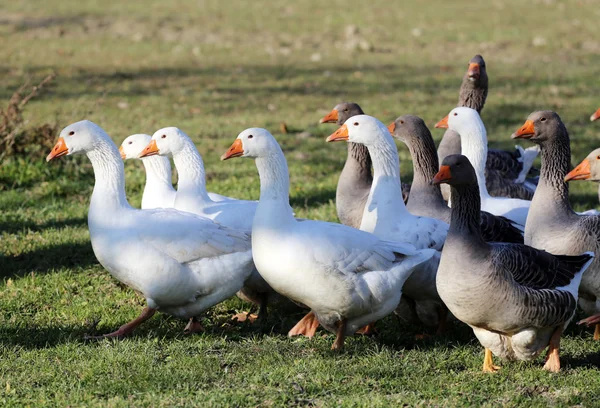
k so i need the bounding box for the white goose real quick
[436,107,530,226]
[138,127,281,320]
[46,120,255,337]
[139,127,257,230]
[221,127,436,350]
[119,133,231,209]
[327,115,449,332]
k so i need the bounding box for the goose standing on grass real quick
[119,133,231,209]
[389,115,524,243]
[46,120,255,337]
[513,111,600,340]
[436,107,530,226]
[221,127,436,350]
[565,147,600,204]
[434,154,593,372]
[138,127,282,322]
[319,102,408,228]
[437,55,539,200]
[327,115,449,333]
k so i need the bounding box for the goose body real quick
[222,128,435,349]
[46,121,255,336]
[390,114,523,244]
[119,133,232,209]
[327,115,447,328]
[434,154,593,372]
[139,127,283,317]
[513,111,600,339]
[437,55,538,200]
[437,107,531,226]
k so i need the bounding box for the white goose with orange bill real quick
[46,120,255,338]
[221,127,436,350]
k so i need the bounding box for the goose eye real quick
[453,113,458,116]
[161,134,167,139]
[540,117,546,122]
[128,141,132,145]
[344,108,349,112]
[353,122,359,126]
[399,120,404,124]
[597,155,600,160]
[69,131,75,136]
[248,135,253,139]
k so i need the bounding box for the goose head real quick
[433,154,477,186]
[47,120,108,162]
[319,102,364,126]
[511,110,565,145]
[139,127,190,158]
[388,114,429,144]
[590,108,600,122]
[326,114,391,147]
[119,134,152,160]
[221,128,277,160]
[435,107,483,137]
[565,148,600,182]
[464,54,487,84]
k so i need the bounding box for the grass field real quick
[2,0,600,406]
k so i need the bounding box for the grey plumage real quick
[436,154,593,365]
[392,114,523,244]
[437,55,538,200]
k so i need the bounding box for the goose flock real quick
[45,55,600,373]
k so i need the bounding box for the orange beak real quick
[319,109,339,124]
[326,124,349,142]
[511,119,535,139]
[565,158,591,182]
[435,115,449,129]
[591,108,600,122]
[467,63,480,79]
[221,139,244,160]
[46,137,69,162]
[387,122,396,134]
[432,165,452,185]
[139,139,159,158]
[119,146,126,160]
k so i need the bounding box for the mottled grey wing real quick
[479,211,524,244]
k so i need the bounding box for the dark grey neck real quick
[448,183,487,248]
[458,81,488,113]
[347,142,373,179]
[406,135,447,212]
[535,134,572,214]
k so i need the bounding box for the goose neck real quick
[87,139,130,211]
[142,156,173,189]
[347,142,372,176]
[366,138,410,217]
[458,81,488,112]
[172,142,210,202]
[407,137,446,204]
[459,124,490,198]
[534,137,573,214]
[256,149,292,205]
[448,183,486,248]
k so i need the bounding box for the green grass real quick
[2,0,600,406]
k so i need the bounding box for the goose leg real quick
[85,307,156,340]
[184,317,205,334]
[332,318,347,351]
[482,348,501,373]
[543,325,563,372]
[288,311,320,338]
[435,305,451,336]
[576,314,600,339]
[356,323,377,336]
